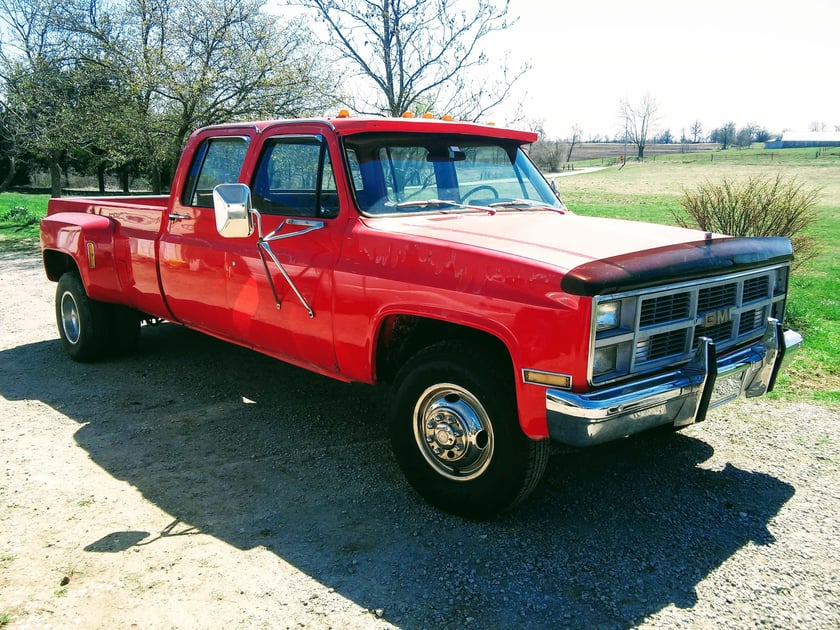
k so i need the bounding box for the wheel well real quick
[374,315,512,385]
[43,250,78,282]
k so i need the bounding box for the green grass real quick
[566,145,840,170]
[0,192,49,249]
[654,145,840,166]
[560,155,839,402]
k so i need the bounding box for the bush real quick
[0,205,40,228]
[674,173,820,269]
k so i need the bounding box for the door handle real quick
[168,212,191,221]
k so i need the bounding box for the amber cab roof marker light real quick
[336,109,351,118]
[401,111,415,118]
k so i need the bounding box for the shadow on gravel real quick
[0,324,795,629]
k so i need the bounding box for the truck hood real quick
[360,210,794,295]
[360,210,708,273]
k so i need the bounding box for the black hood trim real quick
[560,236,794,297]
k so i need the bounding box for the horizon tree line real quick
[0,0,522,196]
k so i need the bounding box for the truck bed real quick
[46,194,170,216]
[42,194,173,318]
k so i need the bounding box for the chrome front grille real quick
[697,283,737,312]
[639,293,690,326]
[743,276,770,303]
[636,329,688,362]
[691,321,733,349]
[590,265,789,385]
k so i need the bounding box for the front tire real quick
[389,340,549,518]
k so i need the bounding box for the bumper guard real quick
[546,319,803,447]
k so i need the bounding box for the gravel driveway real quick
[1,250,837,628]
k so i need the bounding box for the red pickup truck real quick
[40,115,802,517]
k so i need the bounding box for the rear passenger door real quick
[224,131,346,373]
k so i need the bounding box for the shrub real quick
[674,173,820,269]
[0,205,40,228]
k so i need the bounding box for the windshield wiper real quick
[394,199,464,209]
[487,199,546,209]
[390,199,493,214]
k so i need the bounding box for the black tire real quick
[55,272,113,362]
[110,305,141,356]
[389,340,550,519]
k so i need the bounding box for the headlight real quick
[596,301,621,331]
[593,346,618,376]
[773,267,789,296]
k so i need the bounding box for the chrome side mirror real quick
[213,183,254,238]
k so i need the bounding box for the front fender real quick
[41,212,123,303]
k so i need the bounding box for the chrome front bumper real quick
[546,320,803,448]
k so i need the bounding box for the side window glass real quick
[182,137,249,208]
[251,136,339,218]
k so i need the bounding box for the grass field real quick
[0,191,48,247]
[558,150,839,403]
[2,147,837,401]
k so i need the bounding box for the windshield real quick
[342,133,564,215]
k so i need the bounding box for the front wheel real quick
[389,341,549,518]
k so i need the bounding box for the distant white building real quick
[765,131,840,148]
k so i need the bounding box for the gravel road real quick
[1,250,838,628]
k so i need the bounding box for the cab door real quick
[224,130,346,374]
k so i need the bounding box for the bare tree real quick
[290,0,526,121]
[566,124,581,163]
[529,138,566,173]
[690,120,703,143]
[619,93,659,159]
[710,122,736,150]
[735,126,754,148]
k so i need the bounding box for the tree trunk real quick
[151,164,162,195]
[50,160,62,198]
[0,158,16,193]
[120,167,130,193]
[97,163,106,194]
[566,140,577,163]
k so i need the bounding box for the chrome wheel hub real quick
[413,383,494,481]
[60,291,81,345]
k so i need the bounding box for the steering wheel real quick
[462,185,500,203]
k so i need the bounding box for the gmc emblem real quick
[701,307,735,328]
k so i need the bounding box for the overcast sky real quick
[493,0,840,139]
